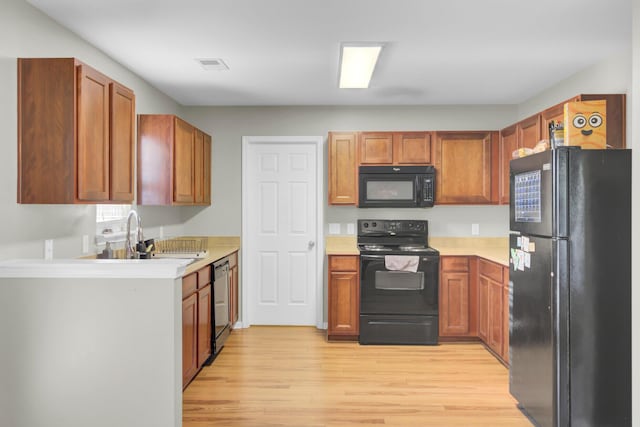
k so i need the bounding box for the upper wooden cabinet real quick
[328,132,358,205]
[499,94,626,205]
[498,115,540,204]
[17,58,135,204]
[434,131,498,204]
[328,131,434,206]
[395,132,433,164]
[360,132,393,164]
[137,115,212,206]
[359,132,433,165]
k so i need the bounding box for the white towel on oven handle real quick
[384,255,419,272]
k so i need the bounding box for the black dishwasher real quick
[206,259,231,362]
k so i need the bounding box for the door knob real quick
[308,240,316,250]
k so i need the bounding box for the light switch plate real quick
[82,235,89,254]
[346,223,355,235]
[471,223,480,236]
[329,223,341,235]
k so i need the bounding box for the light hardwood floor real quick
[183,326,531,426]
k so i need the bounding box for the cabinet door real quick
[203,133,212,205]
[478,275,489,342]
[503,267,510,364]
[540,96,579,141]
[488,278,504,355]
[229,264,239,326]
[518,114,541,150]
[435,132,496,204]
[197,284,212,367]
[328,270,359,336]
[439,271,470,336]
[328,132,357,205]
[194,129,205,204]
[109,82,135,202]
[77,63,110,201]
[174,118,195,204]
[499,125,517,205]
[182,293,198,387]
[394,132,432,164]
[359,132,393,164]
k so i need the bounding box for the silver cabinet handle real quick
[308,241,316,250]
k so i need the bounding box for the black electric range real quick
[357,219,440,345]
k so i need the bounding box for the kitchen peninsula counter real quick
[181,236,240,275]
[0,259,187,427]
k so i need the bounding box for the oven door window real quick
[375,271,424,290]
[360,255,438,316]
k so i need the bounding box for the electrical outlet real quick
[329,223,341,235]
[44,239,53,260]
[82,235,89,254]
[471,223,480,236]
[346,223,355,235]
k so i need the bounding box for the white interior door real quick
[243,137,321,326]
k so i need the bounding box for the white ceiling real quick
[26,0,631,106]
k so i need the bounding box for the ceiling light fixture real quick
[196,58,229,71]
[338,43,384,89]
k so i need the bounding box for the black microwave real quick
[358,166,435,208]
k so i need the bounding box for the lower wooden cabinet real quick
[478,275,489,342]
[228,251,239,327]
[182,265,212,388]
[478,258,507,361]
[502,266,510,363]
[197,284,212,366]
[327,255,359,340]
[181,293,198,387]
[439,256,475,337]
[439,255,510,366]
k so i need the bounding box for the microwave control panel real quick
[422,177,434,203]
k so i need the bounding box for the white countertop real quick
[0,258,192,279]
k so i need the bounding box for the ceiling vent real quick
[196,58,229,71]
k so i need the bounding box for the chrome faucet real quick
[125,210,144,259]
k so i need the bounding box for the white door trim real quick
[240,136,325,329]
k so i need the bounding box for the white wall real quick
[0,0,186,259]
[517,51,632,141]
[181,105,517,238]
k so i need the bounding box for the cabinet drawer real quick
[182,272,198,298]
[441,256,469,272]
[479,259,503,283]
[197,266,211,288]
[329,256,358,271]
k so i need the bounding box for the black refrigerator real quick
[508,147,631,427]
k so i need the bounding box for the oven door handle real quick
[360,254,388,260]
[360,254,437,262]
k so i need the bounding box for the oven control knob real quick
[372,222,377,228]
[363,222,369,228]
